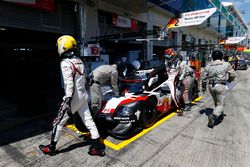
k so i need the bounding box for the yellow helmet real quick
[57,35,77,55]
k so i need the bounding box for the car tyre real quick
[140,96,158,128]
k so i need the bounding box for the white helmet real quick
[131,60,141,70]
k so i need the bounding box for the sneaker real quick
[88,146,105,157]
[39,145,56,156]
[177,110,183,116]
[217,113,225,122]
[183,104,191,111]
[207,114,216,128]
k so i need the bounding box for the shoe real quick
[217,113,225,122]
[207,114,216,128]
[183,103,191,111]
[88,138,105,157]
[39,144,56,156]
[177,110,183,116]
[88,146,105,157]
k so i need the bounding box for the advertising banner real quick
[112,14,138,29]
[113,15,131,28]
[167,8,217,29]
[3,0,54,12]
[225,37,246,44]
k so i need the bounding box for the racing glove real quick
[61,97,72,116]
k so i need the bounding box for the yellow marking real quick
[65,124,89,135]
[107,112,177,150]
[103,140,121,151]
[192,96,203,103]
[66,96,203,151]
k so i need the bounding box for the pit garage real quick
[0,0,78,126]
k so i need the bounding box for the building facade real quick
[81,0,248,65]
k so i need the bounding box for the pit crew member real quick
[39,35,105,156]
[202,50,236,128]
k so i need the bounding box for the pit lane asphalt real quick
[1,68,250,167]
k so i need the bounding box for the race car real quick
[95,65,199,139]
[236,59,248,70]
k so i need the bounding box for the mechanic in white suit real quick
[39,35,105,156]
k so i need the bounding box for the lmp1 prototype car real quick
[96,65,199,139]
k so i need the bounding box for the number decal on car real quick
[102,108,112,113]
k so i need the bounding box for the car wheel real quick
[140,96,157,128]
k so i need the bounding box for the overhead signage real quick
[3,0,54,12]
[225,37,246,44]
[112,14,138,29]
[113,15,131,28]
[166,8,217,29]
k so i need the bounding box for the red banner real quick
[4,0,54,12]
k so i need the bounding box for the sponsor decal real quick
[157,96,170,112]
[101,97,127,113]
[113,116,136,123]
[113,117,130,120]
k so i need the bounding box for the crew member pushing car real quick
[89,64,120,118]
[202,50,236,128]
[39,35,105,156]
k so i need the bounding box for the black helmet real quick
[115,59,126,75]
[212,50,223,60]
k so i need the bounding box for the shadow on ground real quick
[199,108,213,116]
[199,107,225,127]
[57,140,90,154]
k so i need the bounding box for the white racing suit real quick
[178,61,195,108]
[89,65,119,117]
[202,60,236,117]
[52,55,100,143]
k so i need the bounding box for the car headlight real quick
[115,102,138,117]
